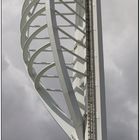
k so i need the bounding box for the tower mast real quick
[86,0,97,139]
[85,0,107,140]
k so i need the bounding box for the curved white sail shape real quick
[20,0,107,140]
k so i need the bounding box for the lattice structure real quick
[20,0,107,140]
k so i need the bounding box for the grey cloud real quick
[2,54,9,71]
[101,0,138,140]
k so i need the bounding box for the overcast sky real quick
[2,0,138,140]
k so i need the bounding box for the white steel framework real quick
[20,0,107,140]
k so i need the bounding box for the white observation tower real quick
[20,0,107,140]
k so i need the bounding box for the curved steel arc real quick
[27,43,75,137]
[21,7,46,47]
[20,0,40,30]
[20,1,77,138]
[20,0,87,140]
[28,43,51,80]
[22,24,47,63]
[22,0,30,15]
[34,64,75,137]
[46,1,84,140]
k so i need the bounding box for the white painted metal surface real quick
[20,0,107,140]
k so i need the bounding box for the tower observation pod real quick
[20,0,107,140]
